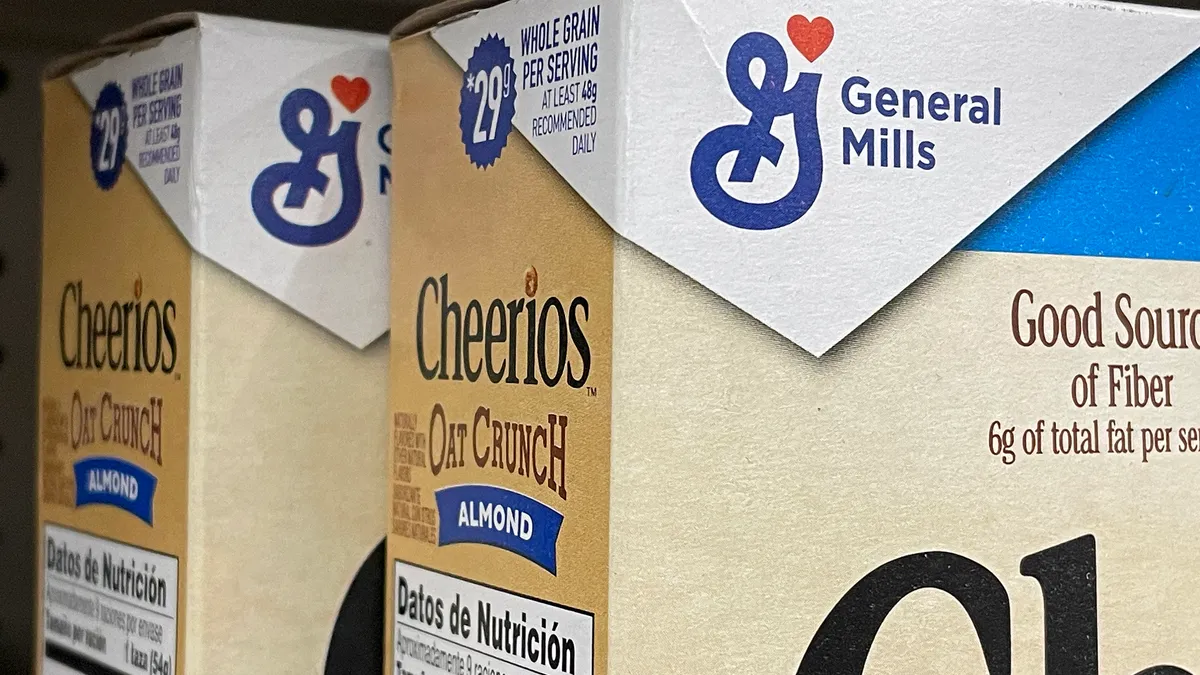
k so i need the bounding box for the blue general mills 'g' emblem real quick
[251,88,363,247]
[690,31,825,230]
[90,82,129,191]
[459,35,517,169]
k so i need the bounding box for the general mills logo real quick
[690,15,833,230]
[251,76,373,247]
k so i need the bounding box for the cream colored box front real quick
[37,14,390,675]
[387,1,1200,674]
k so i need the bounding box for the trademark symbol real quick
[586,386,598,397]
[175,374,182,381]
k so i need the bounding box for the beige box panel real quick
[610,241,1200,674]
[186,257,386,674]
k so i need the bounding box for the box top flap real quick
[417,0,1200,356]
[44,13,199,80]
[99,13,200,46]
[391,0,506,40]
[48,13,392,348]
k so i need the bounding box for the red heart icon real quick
[331,75,370,113]
[787,15,834,62]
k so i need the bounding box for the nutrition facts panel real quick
[393,560,594,675]
[42,524,178,675]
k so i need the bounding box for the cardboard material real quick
[37,14,389,675]
[388,1,1200,674]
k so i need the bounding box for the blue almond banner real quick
[73,457,158,525]
[434,484,564,574]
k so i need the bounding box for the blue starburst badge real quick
[459,35,517,168]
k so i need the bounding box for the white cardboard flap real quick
[430,0,1200,355]
[70,14,391,348]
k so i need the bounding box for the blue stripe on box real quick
[960,48,1200,261]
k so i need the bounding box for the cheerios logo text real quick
[59,276,178,376]
[414,269,592,390]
